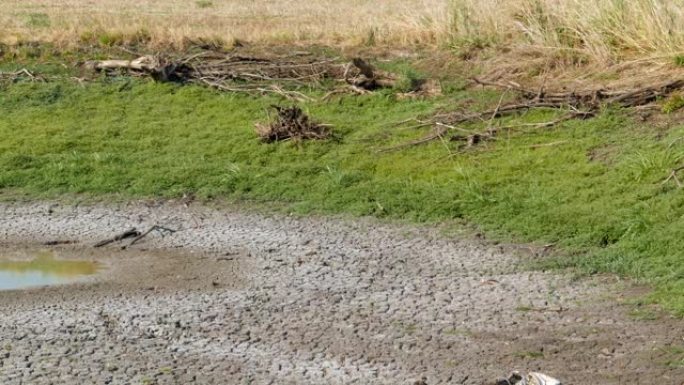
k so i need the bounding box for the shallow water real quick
[0,250,98,290]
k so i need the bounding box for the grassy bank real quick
[2,74,684,314]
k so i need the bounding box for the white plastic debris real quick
[496,371,562,385]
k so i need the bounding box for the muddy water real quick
[0,250,98,290]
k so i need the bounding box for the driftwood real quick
[83,54,397,99]
[255,106,331,142]
[93,228,140,248]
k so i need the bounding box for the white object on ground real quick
[497,371,562,385]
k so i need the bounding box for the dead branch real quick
[473,76,684,110]
[662,165,684,188]
[0,68,42,83]
[378,126,448,153]
[347,58,397,90]
[123,225,177,249]
[529,140,569,149]
[43,240,79,246]
[84,53,399,98]
[385,86,601,152]
[94,228,140,248]
[255,106,331,142]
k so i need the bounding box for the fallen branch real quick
[662,165,684,188]
[473,76,684,110]
[43,240,79,246]
[0,68,42,83]
[94,228,140,248]
[378,126,448,153]
[387,110,588,152]
[255,105,332,142]
[347,58,396,90]
[84,54,398,98]
[529,140,569,149]
[123,225,177,249]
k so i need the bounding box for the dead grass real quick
[4,0,684,76]
[0,0,450,48]
[451,0,684,64]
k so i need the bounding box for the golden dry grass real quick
[3,0,684,69]
[451,0,684,64]
[0,0,450,48]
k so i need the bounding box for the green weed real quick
[513,351,544,359]
[660,346,684,368]
[195,0,214,8]
[24,13,51,29]
[674,55,684,67]
[662,93,684,114]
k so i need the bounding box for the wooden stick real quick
[94,228,140,248]
[123,225,177,249]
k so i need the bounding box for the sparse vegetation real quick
[195,0,213,8]
[662,93,684,114]
[513,351,545,359]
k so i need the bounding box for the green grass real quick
[2,75,684,313]
[660,346,684,368]
[512,350,545,359]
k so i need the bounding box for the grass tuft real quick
[195,0,214,8]
[662,93,684,114]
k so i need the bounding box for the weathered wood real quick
[84,54,398,94]
[84,56,162,72]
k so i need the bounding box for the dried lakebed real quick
[0,202,683,385]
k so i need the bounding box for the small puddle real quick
[0,250,99,290]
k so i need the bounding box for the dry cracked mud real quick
[0,201,683,385]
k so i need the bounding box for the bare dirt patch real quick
[0,202,683,384]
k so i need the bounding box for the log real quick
[84,56,162,72]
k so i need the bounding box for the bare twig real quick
[84,54,398,98]
[662,165,684,188]
[123,225,177,249]
[378,126,448,153]
[255,106,331,142]
[529,140,569,149]
[94,228,140,248]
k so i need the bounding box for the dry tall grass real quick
[451,0,684,64]
[3,0,684,66]
[0,0,450,48]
